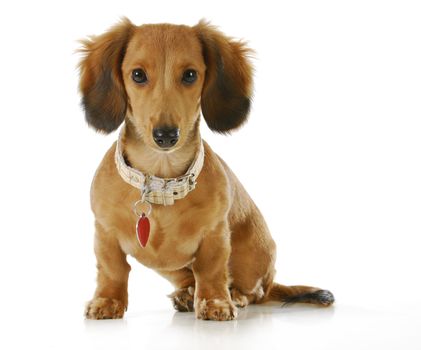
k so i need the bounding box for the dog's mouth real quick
[148,139,181,153]
[154,147,178,154]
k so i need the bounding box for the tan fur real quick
[79,19,334,321]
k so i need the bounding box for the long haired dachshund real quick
[79,18,334,321]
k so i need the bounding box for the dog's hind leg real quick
[230,287,262,308]
[159,268,196,312]
[168,286,195,312]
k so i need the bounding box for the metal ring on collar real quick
[133,200,152,217]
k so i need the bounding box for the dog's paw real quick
[168,286,195,312]
[85,297,126,319]
[230,288,249,308]
[195,298,238,321]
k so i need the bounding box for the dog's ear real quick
[78,18,134,133]
[194,21,254,134]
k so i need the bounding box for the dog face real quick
[121,24,206,151]
[79,19,253,150]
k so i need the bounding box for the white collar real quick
[114,126,205,206]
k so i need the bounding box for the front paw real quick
[85,297,126,319]
[195,298,237,321]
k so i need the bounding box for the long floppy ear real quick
[194,21,254,133]
[78,18,134,133]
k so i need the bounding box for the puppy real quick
[79,18,334,321]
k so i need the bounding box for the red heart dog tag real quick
[136,213,150,247]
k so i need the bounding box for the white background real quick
[0,0,420,349]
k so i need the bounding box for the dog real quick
[79,18,334,321]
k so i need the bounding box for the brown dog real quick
[79,18,334,321]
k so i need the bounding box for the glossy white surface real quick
[5,300,420,350]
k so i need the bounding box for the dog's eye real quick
[182,69,197,84]
[132,69,148,84]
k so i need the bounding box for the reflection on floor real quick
[82,303,420,350]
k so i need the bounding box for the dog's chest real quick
[119,211,202,270]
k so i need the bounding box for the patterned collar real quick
[114,126,205,206]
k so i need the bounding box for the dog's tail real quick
[264,283,335,306]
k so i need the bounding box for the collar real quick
[114,127,205,206]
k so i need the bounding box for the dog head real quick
[79,18,253,151]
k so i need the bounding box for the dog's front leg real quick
[192,221,237,321]
[85,222,130,319]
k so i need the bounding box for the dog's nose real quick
[153,127,179,148]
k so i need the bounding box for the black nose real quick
[153,127,179,148]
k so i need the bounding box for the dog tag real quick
[136,213,150,247]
